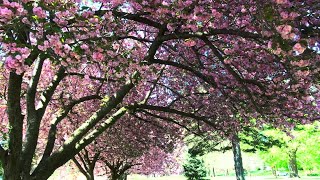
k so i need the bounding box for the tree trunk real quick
[231,134,245,180]
[110,170,128,180]
[4,73,24,180]
[110,170,120,180]
[288,148,299,178]
[88,169,95,180]
[81,168,94,180]
[271,166,277,178]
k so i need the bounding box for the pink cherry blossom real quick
[33,7,46,19]
[184,39,196,47]
[92,52,105,61]
[293,43,306,54]
[0,7,13,20]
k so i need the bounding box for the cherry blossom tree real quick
[0,1,319,180]
[72,114,182,180]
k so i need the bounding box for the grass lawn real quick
[128,175,186,180]
[128,175,320,180]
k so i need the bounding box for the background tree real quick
[186,124,282,180]
[183,152,207,180]
[259,121,320,177]
[72,113,182,180]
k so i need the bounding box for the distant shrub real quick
[307,173,320,176]
[183,155,207,180]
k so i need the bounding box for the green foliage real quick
[258,122,320,171]
[186,126,282,157]
[259,146,289,170]
[240,127,283,152]
[307,173,320,176]
[183,155,207,180]
[187,137,231,157]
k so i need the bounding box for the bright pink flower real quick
[276,25,292,35]
[293,43,306,54]
[184,39,196,47]
[33,7,46,19]
[275,0,288,4]
[5,56,17,69]
[0,7,13,19]
[92,52,104,61]
[211,9,222,19]
[167,23,175,32]
[280,12,288,19]
[80,44,88,50]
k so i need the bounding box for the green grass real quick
[128,173,320,180]
[247,170,273,176]
[128,174,186,180]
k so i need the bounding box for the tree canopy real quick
[0,0,319,179]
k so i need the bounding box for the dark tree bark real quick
[3,73,24,180]
[231,134,245,180]
[105,160,137,180]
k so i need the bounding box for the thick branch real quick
[32,75,135,179]
[39,95,102,163]
[62,80,133,148]
[23,57,45,174]
[75,107,128,151]
[36,66,66,117]
[32,106,127,178]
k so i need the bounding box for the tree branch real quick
[150,58,217,88]
[72,157,89,178]
[38,95,102,165]
[135,104,219,129]
[36,67,66,116]
[138,110,201,136]
[158,29,266,42]
[201,37,262,113]
[112,11,165,30]
[23,57,45,174]
[75,106,128,152]
[32,73,136,178]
